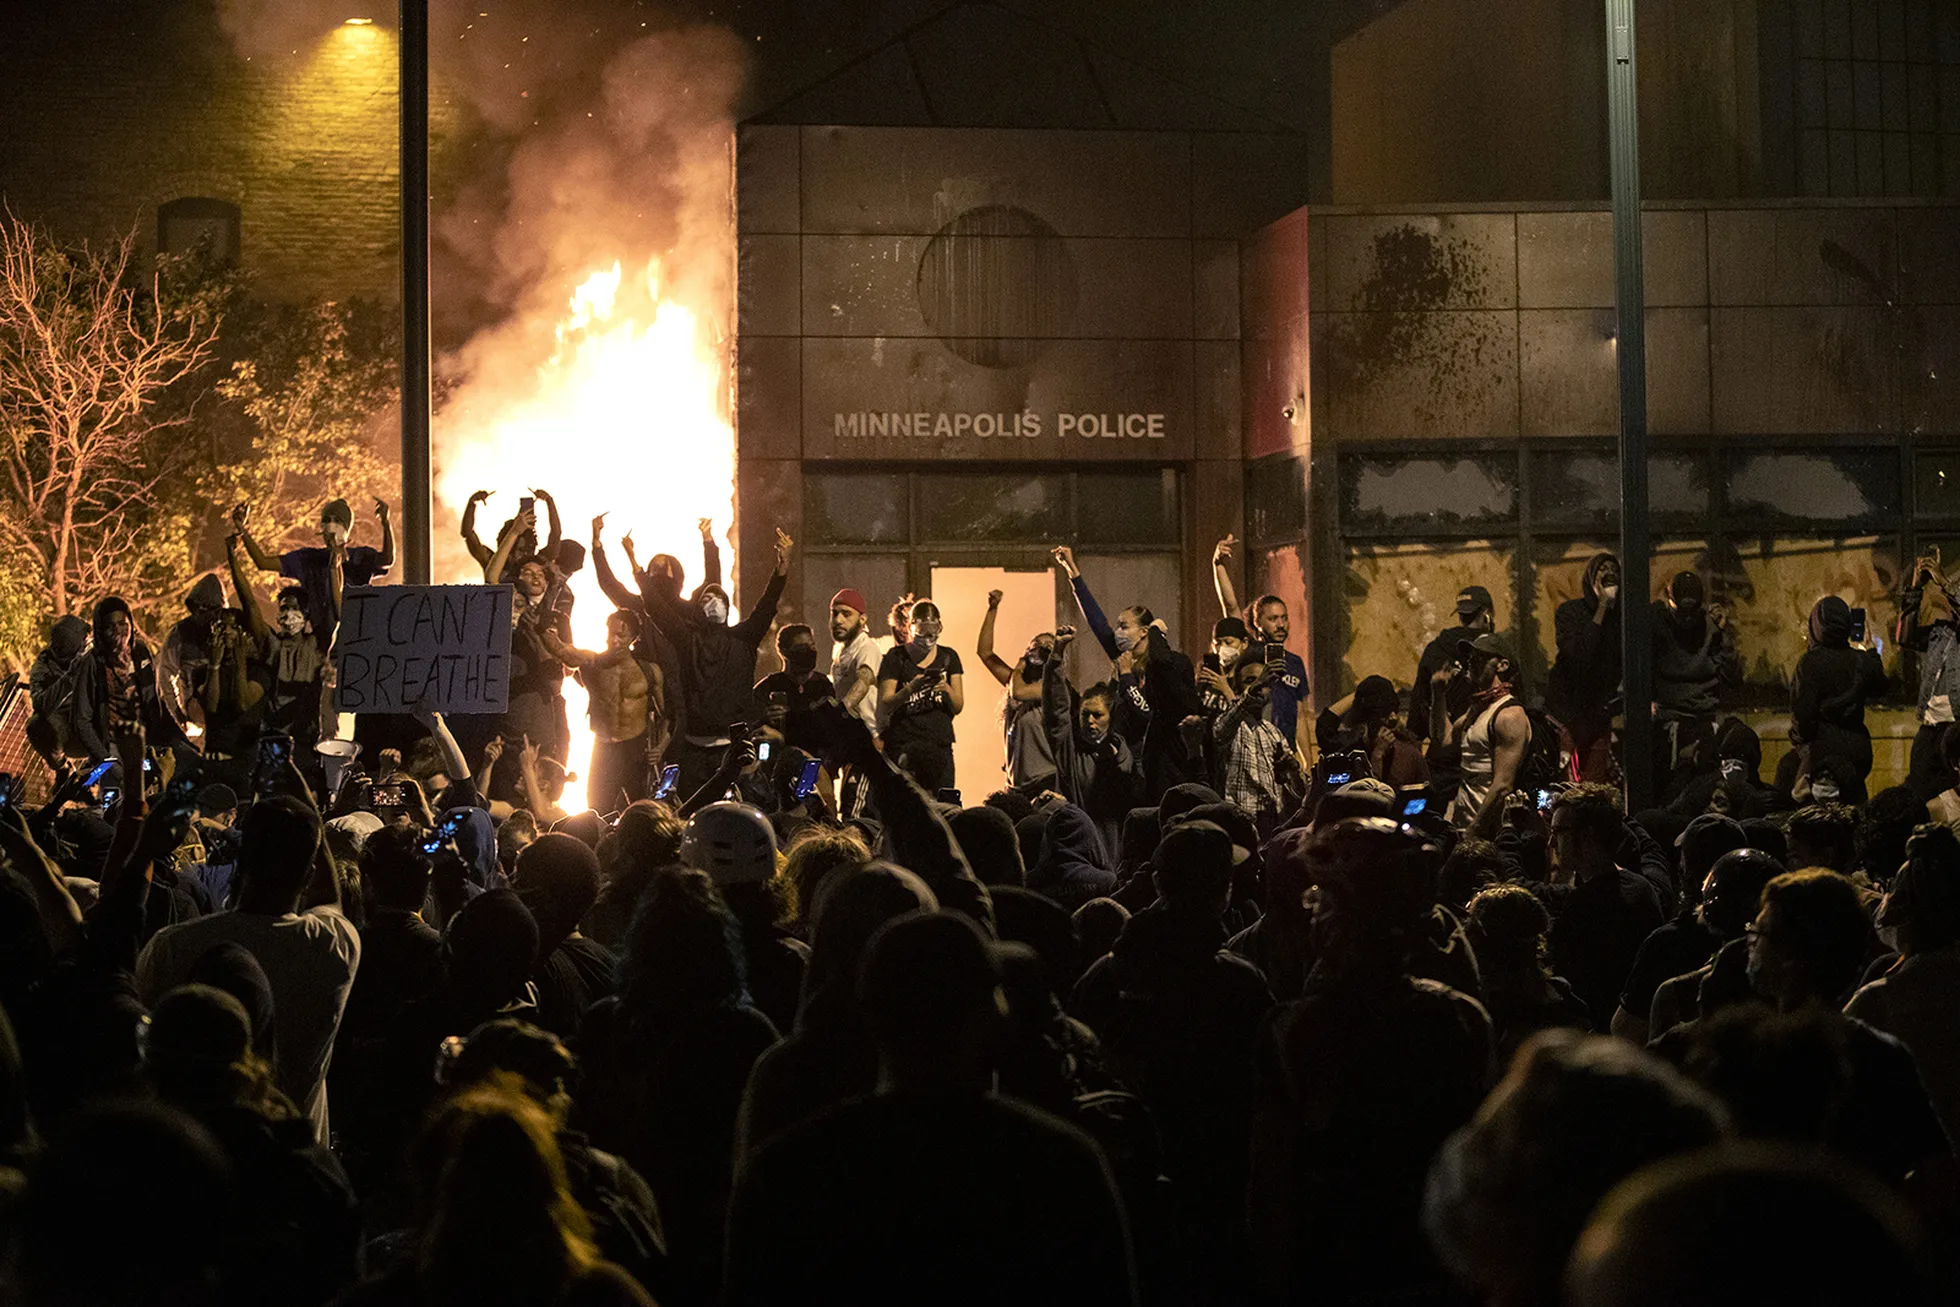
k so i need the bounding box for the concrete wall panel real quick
[798,126,1193,237]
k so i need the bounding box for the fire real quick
[434,257,735,814]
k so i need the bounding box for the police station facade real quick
[730,122,1314,690]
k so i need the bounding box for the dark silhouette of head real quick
[1308,817,1441,969]
[443,890,540,1008]
[514,832,602,952]
[234,796,322,914]
[362,824,435,913]
[410,1079,597,1306]
[1878,823,1960,956]
[858,910,1005,1089]
[1746,869,1872,1008]
[1424,1031,1728,1307]
[618,867,747,1022]
[797,863,937,1033]
[948,805,1025,888]
[1566,1145,1934,1307]
[1151,820,1234,917]
[1697,848,1785,940]
[17,1102,237,1306]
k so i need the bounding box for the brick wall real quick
[0,5,462,303]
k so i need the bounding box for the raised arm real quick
[1042,632,1081,793]
[372,497,396,572]
[534,488,562,556]
[731,528,792,644]
[1053,545,1120,663]
[461,490,493,567]
[227,533,271,643]
[976,589,1013,686]
[229,503,279,573]
[484,503,535,583]
[699,517,722,588]
[590,517,645,613]
[1212,534,1242,618]
[826,705,992,932]
[327,536,346,629]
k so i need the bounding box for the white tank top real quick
[1452,693,1516,825]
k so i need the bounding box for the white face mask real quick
[1812,779,1841,802]
[1114,628,1138,653]
[702,594,729,624]
[1217,644,1242,670]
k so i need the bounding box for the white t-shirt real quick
[832,630,884,733]
[136,906,361,1144]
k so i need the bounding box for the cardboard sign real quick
[334,585,513,714]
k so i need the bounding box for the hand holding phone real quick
[654,764,679,800]
[793,758,822,802]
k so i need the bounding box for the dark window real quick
[1528,450,1714,529]
[1915,449,1960,518]
[1341,454,1516,532]
[157,197,240,264]
[805,473,908,544]
[1727,451,1900,525]
[1245,455,1305,544]
[1078,469,1180,546]
[915,472,1069,542]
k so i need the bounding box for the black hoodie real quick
[70,598,184,759]
[1549,553,1623,737]
[1791,595,1889,779]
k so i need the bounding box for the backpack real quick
[1516,705,1578,793]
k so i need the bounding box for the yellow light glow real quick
[344,16,374,24]
[435,258,737,816]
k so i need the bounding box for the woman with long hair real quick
[343,1079,650,1306]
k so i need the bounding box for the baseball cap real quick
[1455,585,1494,617]
[1213,616,1250,643]
[830,588,868,615]
[1456,632,1516,663]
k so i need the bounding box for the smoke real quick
[214,0,750,572]
[214,0,351,61]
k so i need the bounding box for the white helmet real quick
[680,801,779,886]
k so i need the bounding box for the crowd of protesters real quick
[1,495,1956,1306]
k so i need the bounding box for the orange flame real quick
[435,257,734,814]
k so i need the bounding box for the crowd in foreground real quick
[1,493,1958,1304]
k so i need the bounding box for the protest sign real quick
[334,585,513,714]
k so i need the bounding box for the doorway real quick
[926,564,1055,800]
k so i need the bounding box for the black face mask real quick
[785,647,819,675]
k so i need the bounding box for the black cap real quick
[1351,674,1399,718]
[1456,585,1494,617]
[195,784,239,816]
[1455,632,1516,663]
[1213,616,1250,643]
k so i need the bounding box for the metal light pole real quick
[400,0,433,584]
[1606,0,1652,809]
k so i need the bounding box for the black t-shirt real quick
[1619,917,1720,1026]
[877,645,964,746]
[725,1091,1134,1307]
[755,670,835,754]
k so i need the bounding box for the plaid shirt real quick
[1215,705,1289,820]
